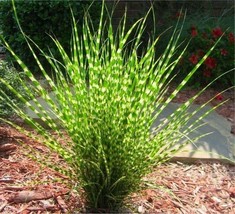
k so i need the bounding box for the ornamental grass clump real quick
[0,1,230,212]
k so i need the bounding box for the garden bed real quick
[0,86,234,213]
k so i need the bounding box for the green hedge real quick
[0,60,28,117]
[0,0,101,74]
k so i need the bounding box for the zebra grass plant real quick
[0,1,229,212]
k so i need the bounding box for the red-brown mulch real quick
[0,87,234,213]
[169,85,235,124]
[132,162,235,214]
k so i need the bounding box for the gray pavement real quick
[152,103,234,164]
[26,94,235,164]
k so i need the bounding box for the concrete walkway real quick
[26,96,235,164]
[152,103,234,164]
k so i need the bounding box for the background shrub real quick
[0,0,101,75]
[176,25,234,89]
[0,60,27,117]
[152,1,234,89]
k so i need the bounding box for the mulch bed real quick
[0,86,234,213]
[170,85,235,125]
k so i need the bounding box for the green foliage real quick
[0,60,27,117]
[177,26,234,89]
[0,1,231,212]
[0,0,101,74]
[152,2,234,89]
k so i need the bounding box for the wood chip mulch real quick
[132,162,235,214]
[0,87,234,213]
[169,86,235,134]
